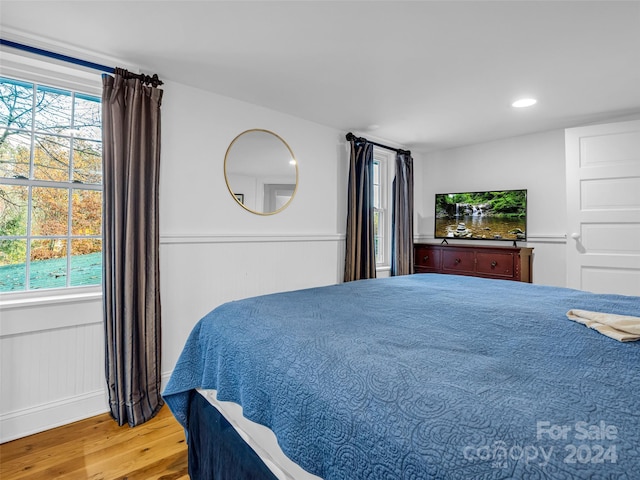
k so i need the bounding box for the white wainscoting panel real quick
[159,234,344,376]
[0,320,107,442]
[0,233,344,442]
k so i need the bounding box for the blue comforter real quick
[163,274,640,479]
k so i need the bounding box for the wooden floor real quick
[0,405,188,480]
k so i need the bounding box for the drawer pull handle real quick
[455,258,461,264]
[423,255,429,261]
[491,261,497,268]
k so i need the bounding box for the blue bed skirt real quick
[187,390,278,480]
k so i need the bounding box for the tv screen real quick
[434,189,527,241]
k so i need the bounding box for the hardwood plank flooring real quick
[0,405,189,480]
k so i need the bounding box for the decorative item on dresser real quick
[414,243,533,282]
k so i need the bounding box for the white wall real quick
[414,129,568,287]
[158,80,347,378]
[0,79,348,442]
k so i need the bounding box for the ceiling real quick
[1,1,639,153]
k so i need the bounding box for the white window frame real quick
[373,147,394,270]
[0,48,103,304]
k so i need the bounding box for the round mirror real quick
[224,129,298,215]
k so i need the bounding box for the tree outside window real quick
[0,76,102,292]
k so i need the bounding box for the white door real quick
[565,119,640,295]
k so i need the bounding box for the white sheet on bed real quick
[197,388,323,480]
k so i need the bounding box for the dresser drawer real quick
[441,249,475,274]
[414,246,440,271]
[476,252,515,278]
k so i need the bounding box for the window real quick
[0,76,102,293]
[373,147,394,267]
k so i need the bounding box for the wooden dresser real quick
[414,243,533,283]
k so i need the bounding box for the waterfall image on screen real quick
[434,190,527,241]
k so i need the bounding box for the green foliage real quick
[0,208,26,236]
[489,190,527,217]
[435,190,526,217]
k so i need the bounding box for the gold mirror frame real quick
[224,129,299,215]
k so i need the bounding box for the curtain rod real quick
[0,38,163,87]
[345,132,410,156]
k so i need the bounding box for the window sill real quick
[0,286,102,311]
[0,287,103,337]
[376,264,391,278]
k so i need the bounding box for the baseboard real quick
[0,389,109,443]
[1,371,175,443]
[0,371,178,443]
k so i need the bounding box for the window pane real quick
[72,189,102,235]
[0,129,31,178]
[33,135,70,181]
[31,186,69,235]
[0,77,33,130]
[374,210,383,263]
[74,93,101,140]
[29,238,67,289]
[34,85,72,134]
[0,239,26,292]
[0,184,28,236]
[72,139,102,184]
[372,161,381,210]
[373,184,380,209]
[70,239,102,286]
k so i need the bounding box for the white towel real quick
[566,309,640,342]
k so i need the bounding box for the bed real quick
[163,273,640,479]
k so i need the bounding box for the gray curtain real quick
[102,69,163,427]
[344,138,376,282]
[391,151,414,276]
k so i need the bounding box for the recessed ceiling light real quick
[512,98,537,108]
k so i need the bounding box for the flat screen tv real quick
[434,189,527,242]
